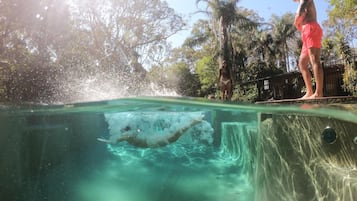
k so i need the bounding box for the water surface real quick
[0,97,356,201]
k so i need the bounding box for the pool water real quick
[0,97,356,201]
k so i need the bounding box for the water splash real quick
[51,69,178,104]
[3,54,178,104]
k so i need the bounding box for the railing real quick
[323,54,357,68]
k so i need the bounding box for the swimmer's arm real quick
[97,134,136,144]
[294,0,309,31]
[166,118,203,144]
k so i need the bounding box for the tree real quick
[325,0,357,43]
[0,0,186,102]
[0,0,75,102]
[70,0,185,73]
[194,1,261,100]
[229,7,260,82]
[173,20,219,97]
[170,63,202,97]
[183,19,217,54]
[270,14,297,72]
[328,0,356,25]
[147,61,201,97]
[335,34,357,95]
[195,0,244,68]
[195,56,218,96]
[322,0,357,96]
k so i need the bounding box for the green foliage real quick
[147,62,201,97]
[231,85,258,102]
[0,0,185,102]
[195,56,218,93]
[1,0,355,102]
[328,0,357,25]
[325,0,357,42]
[337,34,354,65]
[343,64,357,96]
[177,5,300,100]
[336,34,357,95]
[146,65,171,88]
[270,14,297,72]
[196,0,253,67]
[321,38,335,62]
[172,64,202,97]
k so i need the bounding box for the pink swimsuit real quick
[301,21,323,55]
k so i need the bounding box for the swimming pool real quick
[0,97,356,201]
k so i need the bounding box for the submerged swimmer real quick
[97,116,203,148]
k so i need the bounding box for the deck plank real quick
[256,96,357,105]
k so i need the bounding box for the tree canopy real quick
[0,0,185,102]
[0,0,355,103]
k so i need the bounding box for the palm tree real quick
[195,0,239,65]
[195,0,258,86]
[270,14,297,72]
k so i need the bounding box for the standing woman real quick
[218,60,233,100]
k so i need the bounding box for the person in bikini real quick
[294,0,323,99]
[218,60,233,100]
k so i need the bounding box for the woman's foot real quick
[309,93,323,99]
[299,93,313,99]
[299,92,323,99]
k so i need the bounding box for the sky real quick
[166,0,330,47]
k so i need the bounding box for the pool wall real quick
[1,105,357,201]
[256,114,357,201]
[0,113,109,201]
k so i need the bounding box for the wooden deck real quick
[256,96,357,105]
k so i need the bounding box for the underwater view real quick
[0,0,356,200]
[0,97,356,201]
